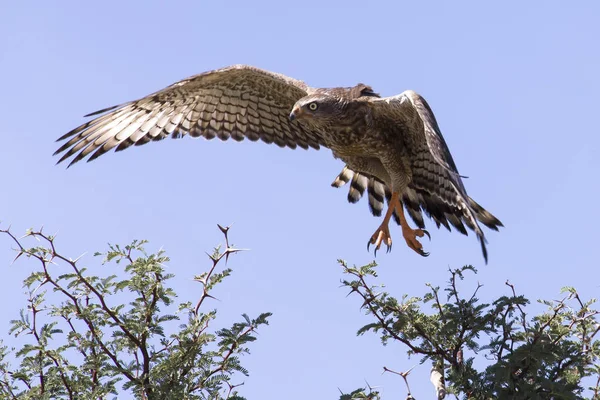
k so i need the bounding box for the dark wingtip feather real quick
[66,156,82,169]
[468,197,504,231]
[53,142,73,156]
[87,145,111,163]
[57,150,76,166]
[55,121,93,142]
[83,104,121,118]
[115,138,136,152]
[56,104,124,144]
[479,234,489,264]
[446,213,468,235]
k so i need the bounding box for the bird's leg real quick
[368,192,399,255]
[394,198,430,257]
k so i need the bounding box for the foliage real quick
[1,223,598,400]
[338,262,600,400]
[0,225,270,400]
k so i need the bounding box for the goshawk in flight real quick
[55,64,503,262]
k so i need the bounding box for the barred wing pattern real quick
[54,64,501,261]
[341,91,503,261]
[54,65,325,167]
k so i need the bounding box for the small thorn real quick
[224,247,249,263]
[72,252,87,263]
[12,251,24,264]
[206,251,218,262]
[203,293,219,301]
[224,247,249,254]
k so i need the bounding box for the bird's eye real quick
[308,102,318,111]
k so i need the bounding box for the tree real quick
[0,225,270,400]
[339,262,600,399]
[1,225,598,399]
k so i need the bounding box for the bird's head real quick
[289,93,343,125]
[289,85,379,125]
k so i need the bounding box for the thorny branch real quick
[0,224,268,399]
[2,227,140,384]
[341,262,600,399]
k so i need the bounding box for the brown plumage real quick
[55,64,503,262]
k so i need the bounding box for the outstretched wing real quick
[55,64,326,167]
[368,91,503,262]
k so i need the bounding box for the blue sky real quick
[1,1,598,398]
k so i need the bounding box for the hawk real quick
[55,64,503,262]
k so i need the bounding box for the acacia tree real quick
[0,225,270,400]
[339,262,600,399]
[1,225,598,399]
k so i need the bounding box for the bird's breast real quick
[327,125,392,158]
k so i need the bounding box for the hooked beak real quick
[289,106,303,121]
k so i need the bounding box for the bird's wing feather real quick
[369,91,498,262]
[55,64,326,167]
[385,90,466,187]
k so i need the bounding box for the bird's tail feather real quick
[330,167,423,228]
[331,165,502,264]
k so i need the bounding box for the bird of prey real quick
[55,64,503,262]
